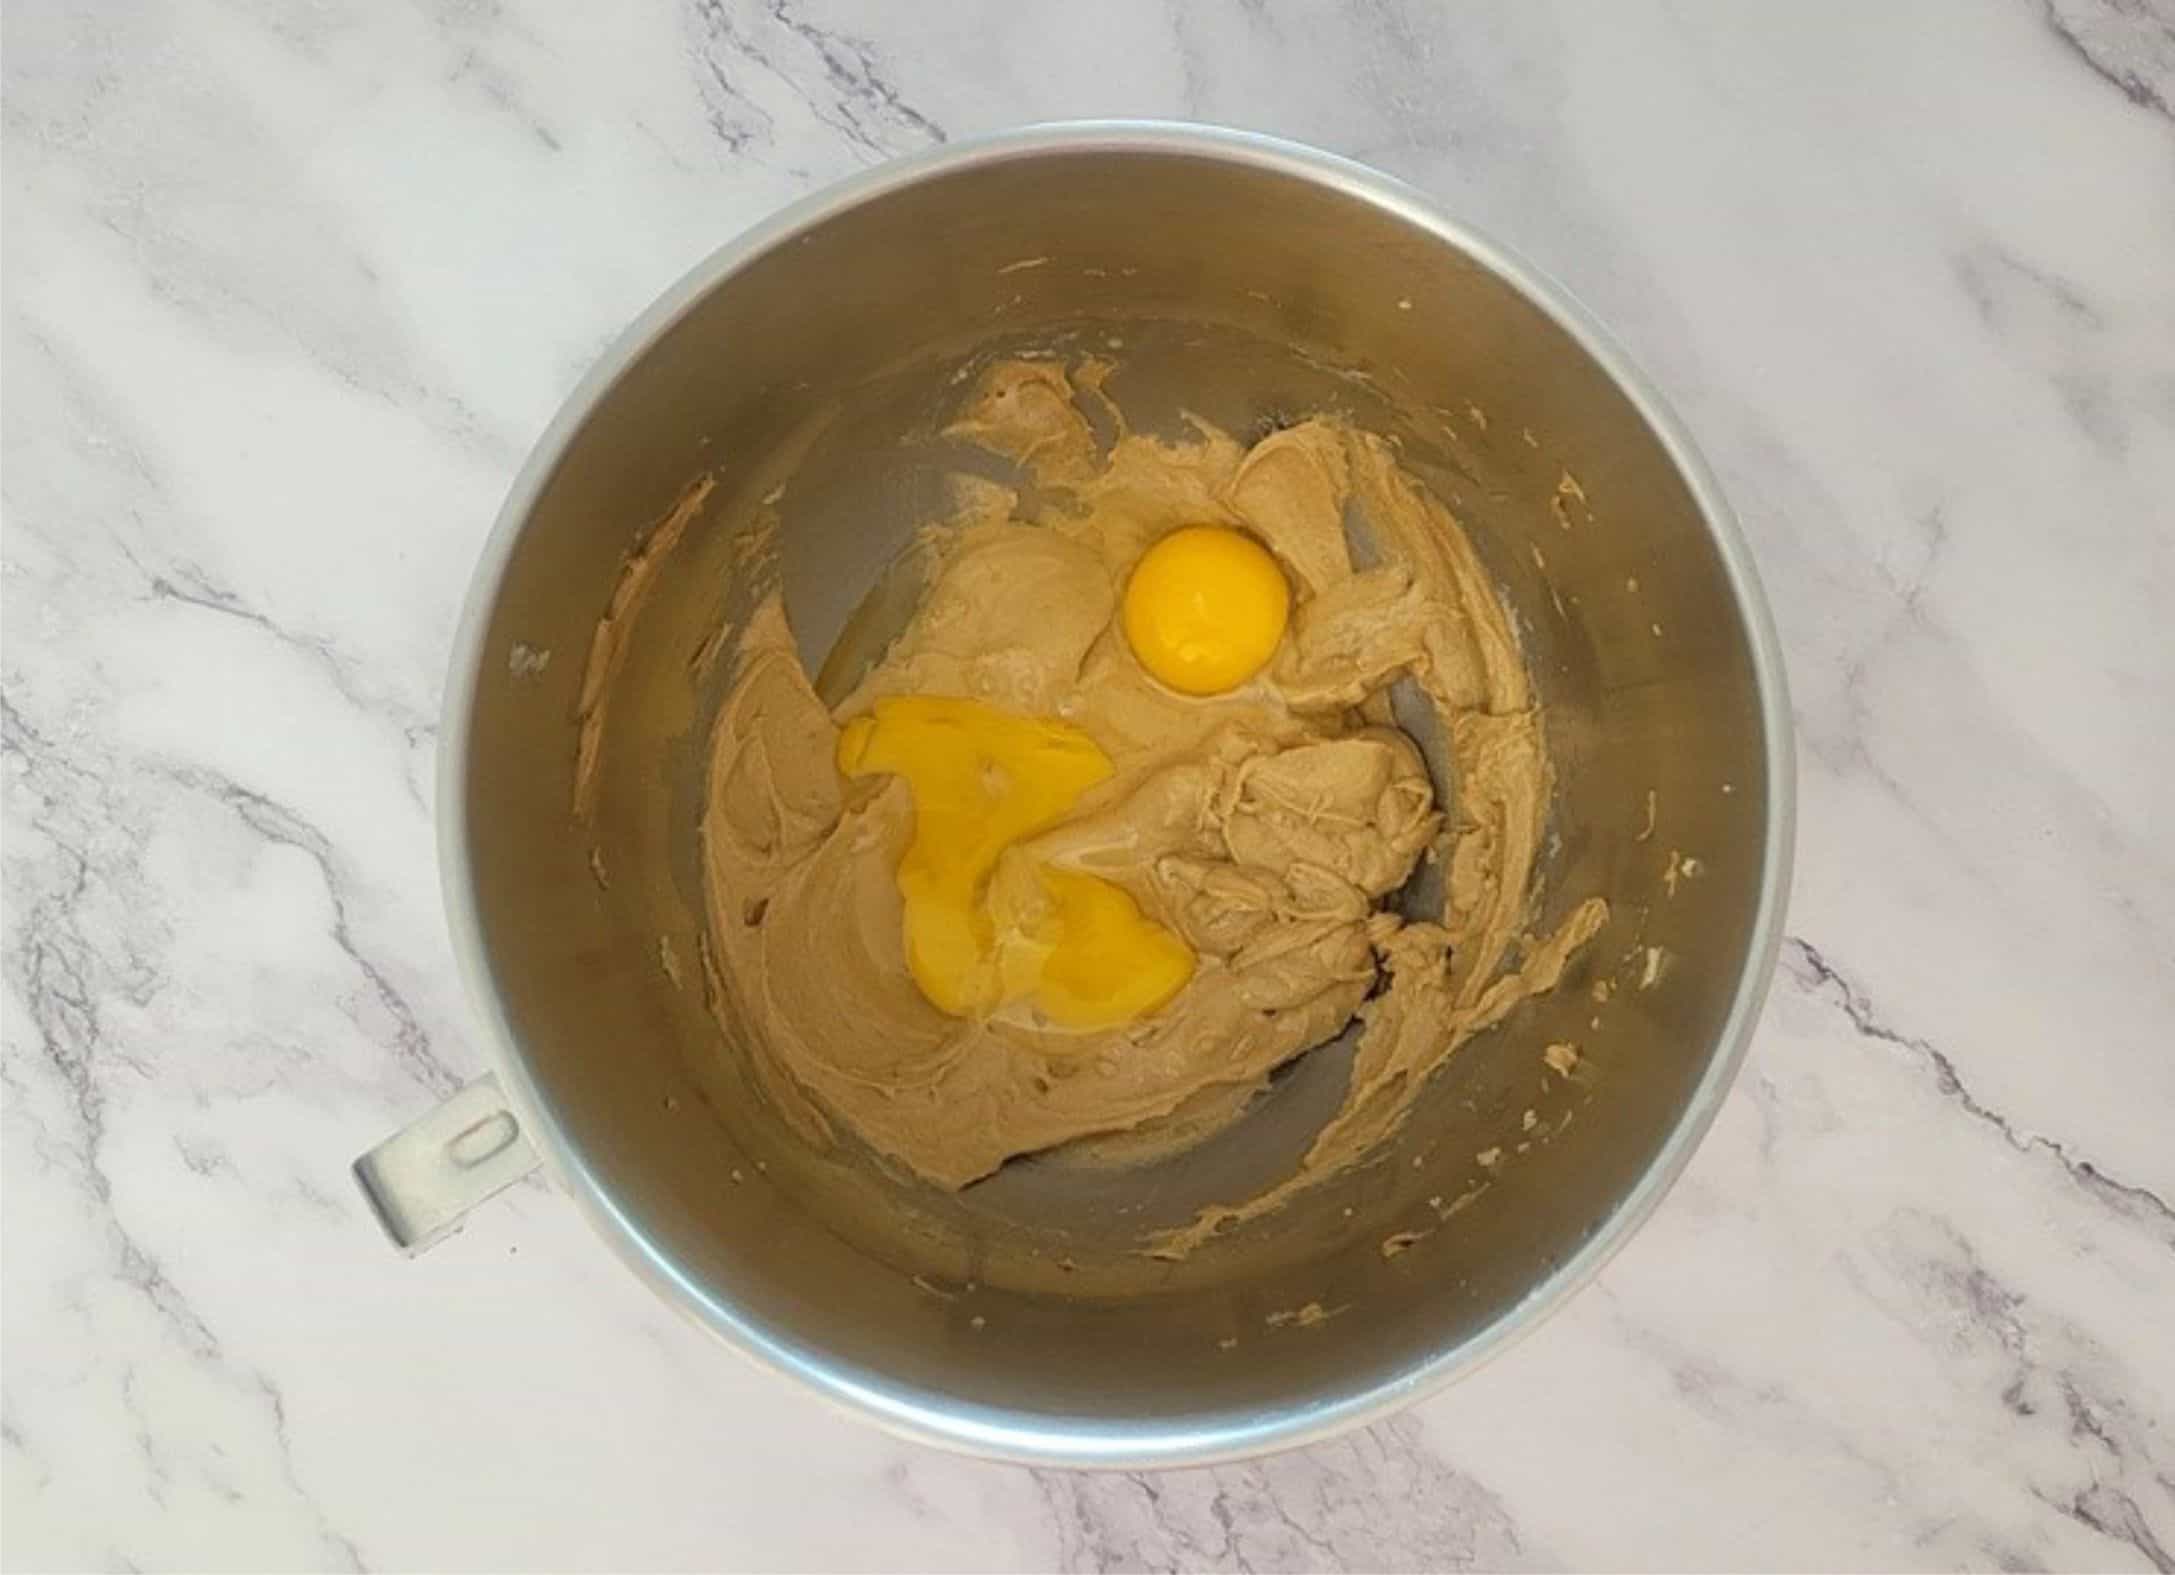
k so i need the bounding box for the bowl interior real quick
[454,136,1780,1456]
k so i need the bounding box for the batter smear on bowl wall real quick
[698,357,1609,1255]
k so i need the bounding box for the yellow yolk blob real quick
[1122,525,1291,696]
[836,696,1195,1029]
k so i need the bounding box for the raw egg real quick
[1121,525,1291,696]
[837,695,1194,1029]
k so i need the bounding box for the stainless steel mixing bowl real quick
[369,123,1792,1467]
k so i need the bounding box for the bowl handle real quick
[352,1074,541,1254]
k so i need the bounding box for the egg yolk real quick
[1122,525,1291,696]
[837,695,1195,1029]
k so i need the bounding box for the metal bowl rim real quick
[437,119,1797,1469]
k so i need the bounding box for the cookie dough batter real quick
[700,359,1607,1249]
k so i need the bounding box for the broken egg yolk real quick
[837,696,1195,1029]
[1122,525,1291,696]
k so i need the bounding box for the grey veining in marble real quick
[5,1,2172,1569]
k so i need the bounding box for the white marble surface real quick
[5,1,2173,1569]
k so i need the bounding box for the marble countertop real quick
[6,2,2172,1569]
